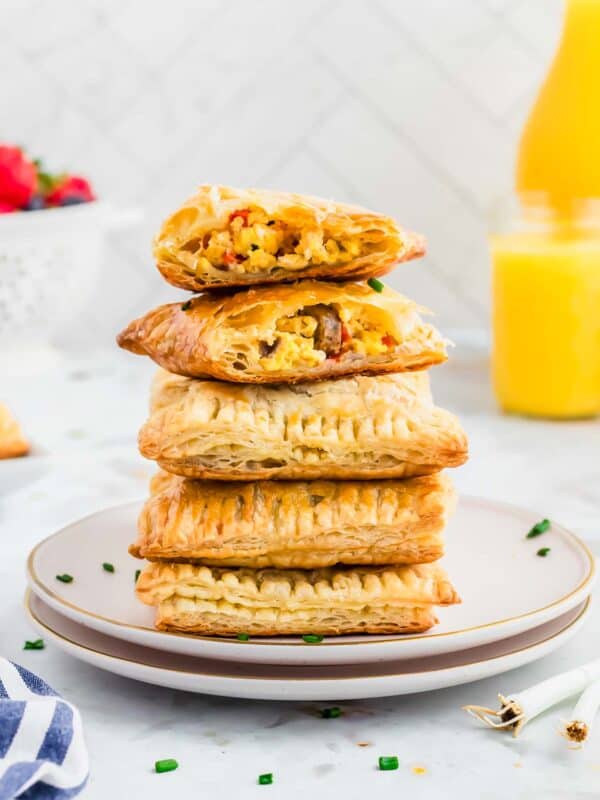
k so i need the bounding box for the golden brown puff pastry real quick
[153,185,425,291]
[131,472,455,568]
[136,562,460,636]
[117,281,447,383]
[0,403,29,459]
[139,370,468,480]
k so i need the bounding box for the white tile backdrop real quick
[1,0,563,344]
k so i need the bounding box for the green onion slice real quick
[537,547,551,557]
[367,277,384,292]
[24,639,44,650]
[302,634,324,644]
[102,562,115,573]
[56,574,73,583]
[155,759,178,773]
[258,773,273,785]
[135,569,141,582]
[378,755,399,771]
[526,518,550,538]
[237,633,250,641]
[320,706,342,718]
[181,300,192,311]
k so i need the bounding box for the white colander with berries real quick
[0,202,140,363]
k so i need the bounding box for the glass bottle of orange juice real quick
[492,0,600,418]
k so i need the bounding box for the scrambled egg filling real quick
[258,306,398,371]
[189,208,364,274]
[339,307,395,357]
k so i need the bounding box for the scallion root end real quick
[562,720,588,747]
[463,695,525,737]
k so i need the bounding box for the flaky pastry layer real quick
[153,185,424,290]
[136,562,460,636]
[131,472,455,568]
[117,281,446,383]
[139,370,468,480]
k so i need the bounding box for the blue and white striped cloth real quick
[0,659,88,799]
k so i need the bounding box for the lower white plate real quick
[27,592,590,701]
[26,496,595,666]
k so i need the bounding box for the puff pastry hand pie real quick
[117,281,447,383]
[131,472,455,568]
[139,370,468,480]
[0,403,29,459]
[153,185,424,290]
[136,562,460,636]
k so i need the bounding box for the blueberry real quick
[24,195,45,211]
[60,196,86,206]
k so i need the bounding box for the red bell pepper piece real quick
[229,208,250,226]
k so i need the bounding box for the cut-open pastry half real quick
[153,185,425,290]
[139,370,469,481]
[0,402,29,459]
[136,562,460,636]
[117,281,447,382]
[131,471,455,568]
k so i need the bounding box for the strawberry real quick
[0,201,17,214]
[46,175,95,206]
[0,145,37,208]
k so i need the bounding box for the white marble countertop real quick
[2,345,600,799]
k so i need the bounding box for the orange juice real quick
[492,218,600,418]
[517,0,600,209]
[492,0,600,418]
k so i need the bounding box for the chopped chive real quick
[181,300,192,311]
[367,277,384,293]
[378,755,399,771]
[56,574,73,583]
[258,773,273,785]
[526,518,550,538]
[320,706,342,718]
[302,634,324,644]
[135,569,141,582]
[155,759,178,774]
[102,562,115,573]
[237,633,250,641]
[24,639,44,650]
[537,547,551,557]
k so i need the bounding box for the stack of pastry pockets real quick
[121,183,467,638]
[153,185,425,290]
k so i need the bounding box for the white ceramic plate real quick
[26,592,590,701]
[26,497,595,666]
